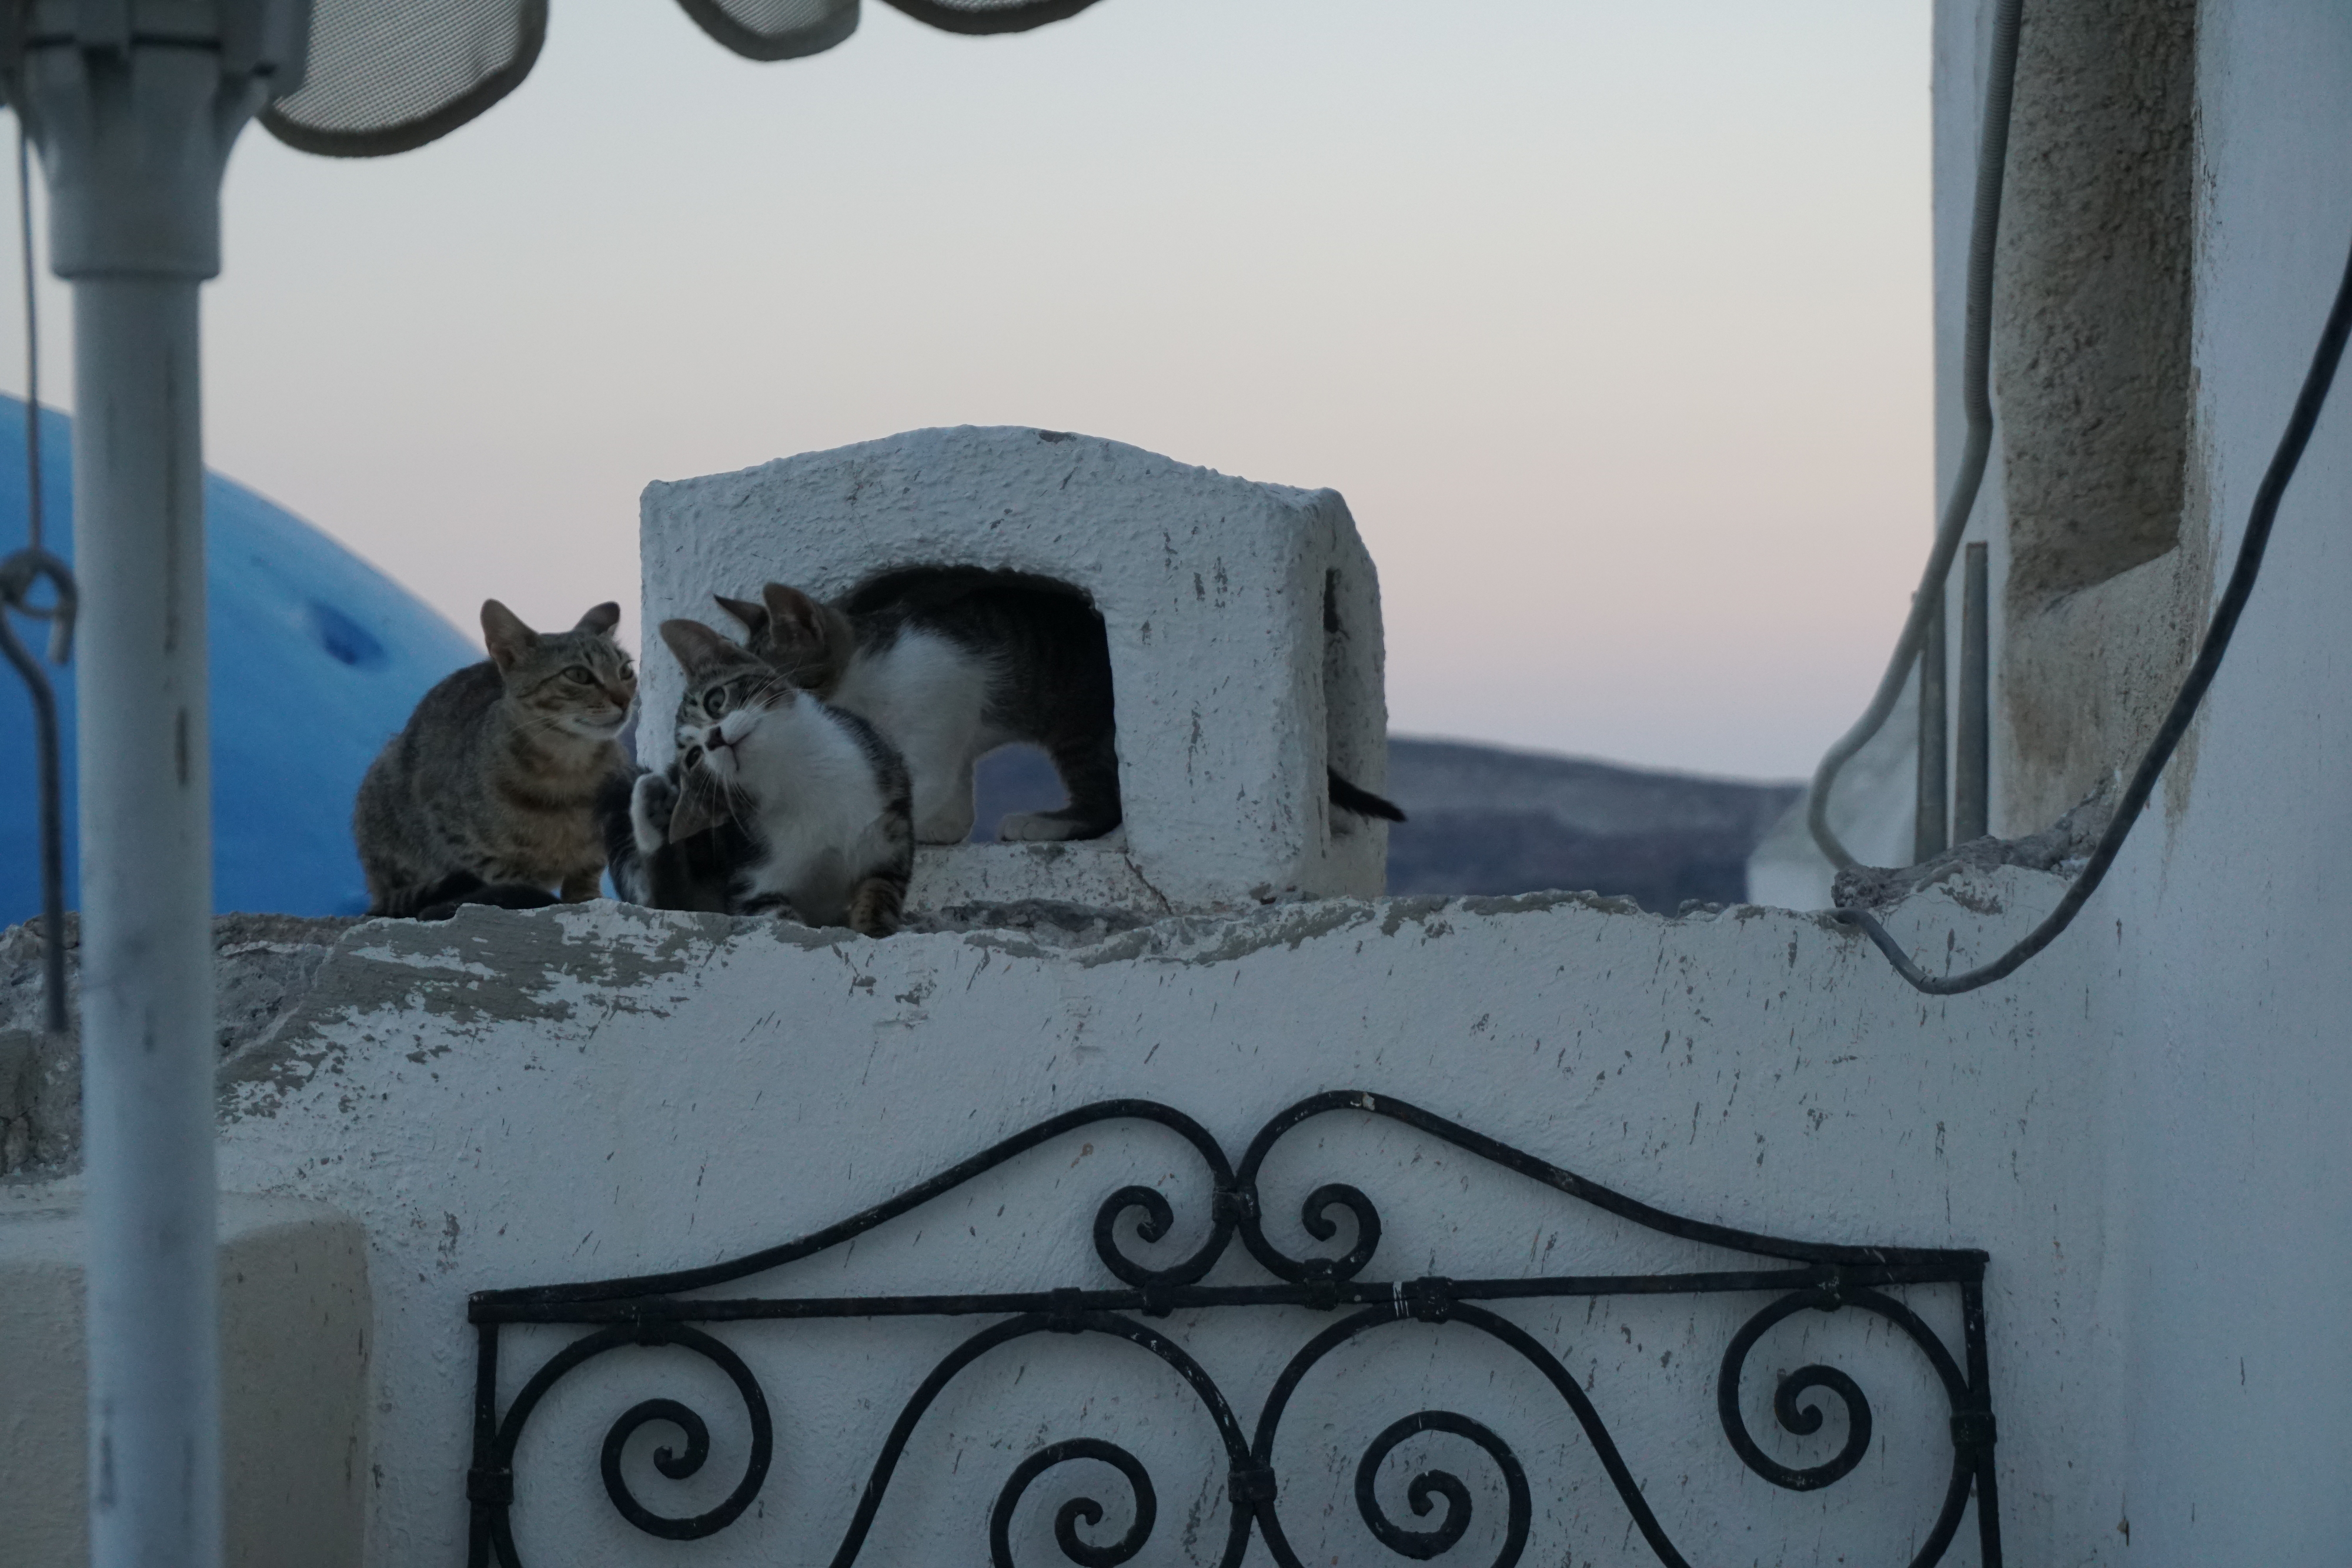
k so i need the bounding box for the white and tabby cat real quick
[604,618,913,937]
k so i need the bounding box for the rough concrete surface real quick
[1995,0,2196,604]
[1,914,357,1178]
[1993,0,2206,830]
[908,837,1171,915]
[1830,783,2114,911]
[8,872,2122,1566]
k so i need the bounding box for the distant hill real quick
[971,738,1800,913]
[1381,739,1799,912]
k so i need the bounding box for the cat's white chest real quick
[838,631,997,741]
[730,706,896,923]
[833,630,1001,841]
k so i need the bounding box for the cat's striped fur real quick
[353,600,635,918]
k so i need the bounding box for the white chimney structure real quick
[639,426,1392,914]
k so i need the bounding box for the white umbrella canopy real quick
[0,3,1105,1564]
[261,0,1104,156]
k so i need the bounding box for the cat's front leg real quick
[734,891,810,924]
[559,868,602,902]
[630,771,677,855]
[847,875,906,938]
[908,753,978,844]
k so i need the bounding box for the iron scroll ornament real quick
[465,1091,2003,1567]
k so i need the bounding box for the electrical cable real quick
[1806,0,2023,872]
[1836,222,2352,995]
[16,119,36,556]
[0,115,72,1034]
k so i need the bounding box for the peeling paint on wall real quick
[1,861,2126,1565]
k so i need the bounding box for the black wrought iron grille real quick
[465,1090,2003,1567]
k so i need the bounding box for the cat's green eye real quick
[703,689,726,716]
[565,666,592,683]
[619,660,634,681]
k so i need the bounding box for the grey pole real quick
[72,271,220,1568]
[1954,541,1992,843]
[5,4,305,1563]
[1913,582,1949,862]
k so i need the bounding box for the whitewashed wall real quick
[1882,1,2352,1557]
[8,10,2340,1566]
[172,874,2115,1567]
[2084,2,2352,1558]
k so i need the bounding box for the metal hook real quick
[1,544,74,1034]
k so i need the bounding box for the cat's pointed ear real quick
[759,583,828,650]
[659,617,736,674]
[574,601,622,638]
[712,594,768,637]
[481,600,538,671]
[667,780,723,841]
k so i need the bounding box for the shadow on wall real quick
[975,738,1799,913]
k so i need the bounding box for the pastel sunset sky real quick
[4,0,1934,778]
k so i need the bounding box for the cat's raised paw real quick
[629,771,677,855]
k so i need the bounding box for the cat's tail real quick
[1327,768,1407,823]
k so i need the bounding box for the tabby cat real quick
[603,617,913,937]
[717,572,1405,844]
[354,600,636,918]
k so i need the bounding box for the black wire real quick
[0,113,71,1034]
[15,119,37,554]
[1836,222,2352,995]
[1807,0,2023,871]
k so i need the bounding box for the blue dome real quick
[0,397,479,920]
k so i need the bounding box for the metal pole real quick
[1955,541,1991,842]
[6,7,306,1564]
[74,275,220,1568]
[1914,582,1949,862]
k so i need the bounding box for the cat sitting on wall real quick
[600,618,914,938]
[715,571,1405,844]
[353,600,636,919]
